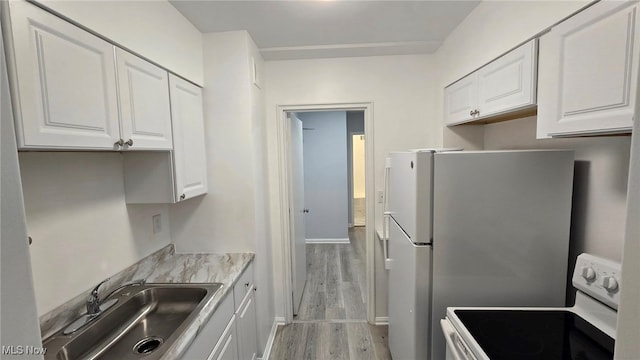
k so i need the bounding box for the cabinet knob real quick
[125,139,133,146]
[470,110,474,116]
[180,194,186,200]
[115,139,124,147]
[303,208,309,213]
[244,282,250,288]
[475,109,480,116]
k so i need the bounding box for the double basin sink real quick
[43,283,223,360]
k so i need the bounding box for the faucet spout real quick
[86,278,111,315]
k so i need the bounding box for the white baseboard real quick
[258,317,285,360]
[306,238,349,244]
[374,316,389,325]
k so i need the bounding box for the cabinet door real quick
[444,73,478,126]
[236,291,258,360]
[477,39,537,118]
[169,74,208,201]
[7,1,120,149]
[208,316,239,360]
[115,48,172,150]
[537,1,640,138]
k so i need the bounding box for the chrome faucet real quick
[86,278,147,315]
[63,277,147,335]
[86,278,111,315]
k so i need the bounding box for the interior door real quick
[290,114,307,315]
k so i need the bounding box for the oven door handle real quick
[440,319,477,360]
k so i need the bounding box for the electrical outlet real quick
[377,190,384,204]
[152,214,162,234]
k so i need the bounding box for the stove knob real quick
[581,266,596,281]
[602,276,619,293]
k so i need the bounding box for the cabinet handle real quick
[125,139,133,146]
[115,139,124,147]
[180,194,186,200]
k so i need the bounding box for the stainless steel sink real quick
[43,283,223,360]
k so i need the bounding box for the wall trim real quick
[258,317,285,360]
[306,238,350,244]
[276,102,376,325]
[374,316,389,325]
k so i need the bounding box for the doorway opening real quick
[276,103,375,326]
[288,110,367,322]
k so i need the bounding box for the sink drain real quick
[133,336,164,355]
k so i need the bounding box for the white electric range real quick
[441,253,621,360]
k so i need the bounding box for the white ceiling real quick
[169,1,480,60]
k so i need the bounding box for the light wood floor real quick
[270,228,391,360]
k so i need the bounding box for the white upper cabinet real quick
[169,74,208,201]
[115,48,173,150]
[444,73,478,125]
[537,1,640,138]
[477,40,537,117]
[6,0,120,149]
[445,39,538,126]
[4,1,174,150]
[122,75,207,204]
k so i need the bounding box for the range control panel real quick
[572,253,622,309]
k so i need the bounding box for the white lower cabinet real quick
[235,265,258,360]
[182,264,258,360]
[180,291,235,360]
[537,1,640,138]
[236,291,257,360]
[210,316,239,360]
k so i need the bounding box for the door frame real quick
[277,102,375,324]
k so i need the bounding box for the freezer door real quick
[388,151,433,244]
[430,150,574,360]
[388,217,432,360]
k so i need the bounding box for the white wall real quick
[169,30,274,355]
[435,1,629,300]
[19,152,171,315]
[265,54,439,320]
[33,0,204,85]
[298,111,349,241]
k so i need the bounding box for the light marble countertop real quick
[39,244,254,359]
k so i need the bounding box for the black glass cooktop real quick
[454,310,614,360]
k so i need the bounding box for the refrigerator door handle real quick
[382,158,392,270]
[383,212,392,270]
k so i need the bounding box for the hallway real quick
[270,228,391,359]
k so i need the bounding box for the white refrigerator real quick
[386,149,574,360]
